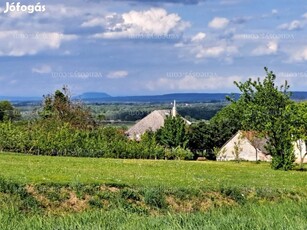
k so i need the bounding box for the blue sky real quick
[0,0,307,96]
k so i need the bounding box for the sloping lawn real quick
[0,152,305,192]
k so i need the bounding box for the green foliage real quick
[163,147,193,160]
[89,102,225,122]
[144,188,166,209]
[233,67,294,170]
[0,101,20,122]
[172,146,194,160]
[40,86,95,129]
[120,188,141,201]
[220,186,246,204]
[0,177,41,212]
[187,103,242,160]
[156,115,188,148]
[187,122,211,156]
[0,120,169,159]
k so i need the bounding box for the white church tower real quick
[172,100,177,117]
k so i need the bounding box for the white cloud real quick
[195,44,238,59]
[81,13,121,28]
[278,20,302,31]
[32,65,52,74]
[272,9,278,15]
[191,32,206,42]
[81,18,105,27]
[107,71,128,79]
[302,12,307,19]
[251,41,278,56]
[146,75,243,91]
[0,31,77,56]
[288,47,307,62]
[89,8,189,39]
[175,32,238,60]
[208,17,229,29]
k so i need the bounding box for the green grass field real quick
[0,152,306,191]
[0,152,306,229]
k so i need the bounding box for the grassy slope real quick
[0,152,306,191]
[0,152,306,230]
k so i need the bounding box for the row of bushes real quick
[0,121,193,160]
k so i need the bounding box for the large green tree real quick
[233,67,294,170]
[156,116,188,148]
[40,86,95,129]
[188,102,243,160]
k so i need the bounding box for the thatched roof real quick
[126,110,171,140]
[126,100,191,140]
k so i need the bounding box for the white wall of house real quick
[293,140,307,164]
[217,131,307,163]
[217,131,270,161]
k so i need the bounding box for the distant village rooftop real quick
[126,101,191,140]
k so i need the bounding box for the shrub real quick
[144,188,167,209]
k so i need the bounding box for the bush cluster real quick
[0,120,193,160]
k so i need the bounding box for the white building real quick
[217,130,307,164]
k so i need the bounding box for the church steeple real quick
[172,100,177,117]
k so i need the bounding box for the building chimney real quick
[172,100,177,117]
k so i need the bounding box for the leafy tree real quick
[0,101,20,121]
[187,102,242,160]
[156,115,188,148]
[209,102,243,149]
[172,146,194,160]
[140,131,164,159]
[40,86,95,129]
[187,122,211,157]
[233,67,294,170]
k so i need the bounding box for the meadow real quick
[0,152,306,229]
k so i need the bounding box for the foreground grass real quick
[0,201,306,230]
[0,152,306,229]
[0,152,306,191]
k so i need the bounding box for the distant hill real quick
[290,91,307,100]
[76,91,307,103]
[75,92,111,100]
[1,91,307,103]
[80,93,240,103]
[0,96,41,102]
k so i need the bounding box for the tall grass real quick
[0,200,306,230]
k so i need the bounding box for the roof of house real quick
[126,109,171,139]
[126,100,191,140]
